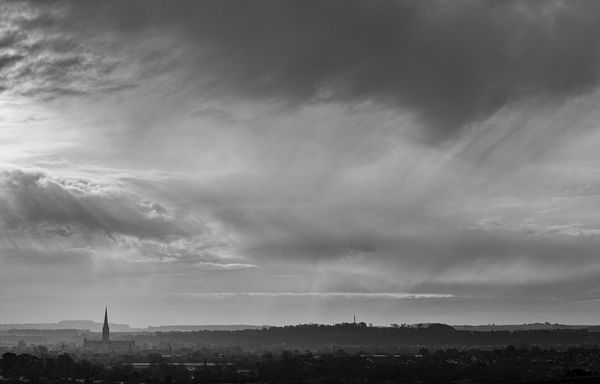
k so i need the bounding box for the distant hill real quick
[146,325,267,332]
[0,321,267,333]
[452,323,595,332]
[0,320,136,332]
[131,322,600,351]
[2,320,597,334]
[2,322,600,350]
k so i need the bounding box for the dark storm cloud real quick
[0,169,189,241]
[0,1,136,99]
[0,54,24,70]
[20,0,600,142]
[0,31,22,48]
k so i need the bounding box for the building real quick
[83,307,134,353]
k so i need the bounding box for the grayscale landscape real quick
[1,1,600,383]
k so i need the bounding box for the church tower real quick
[102,307,110,346]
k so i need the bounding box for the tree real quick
[33,345,48,358]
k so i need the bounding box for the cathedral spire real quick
[102,306,110,345]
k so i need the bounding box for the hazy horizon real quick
[2,317,597,330]
[2,1,600,327]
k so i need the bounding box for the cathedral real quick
[83,307,134,353]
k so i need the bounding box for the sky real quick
[1,0,600,327]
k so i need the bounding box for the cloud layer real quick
[1,1,600,325]
[4,1,600,141]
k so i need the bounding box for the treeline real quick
[0,353,191,384]
[135,323,600,351]
[3,346,600,383]
[1,353,103,381]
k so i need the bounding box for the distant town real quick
[2,310,600,383]
[1,308,600,353]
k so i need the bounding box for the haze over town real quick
[1,0,600,327]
